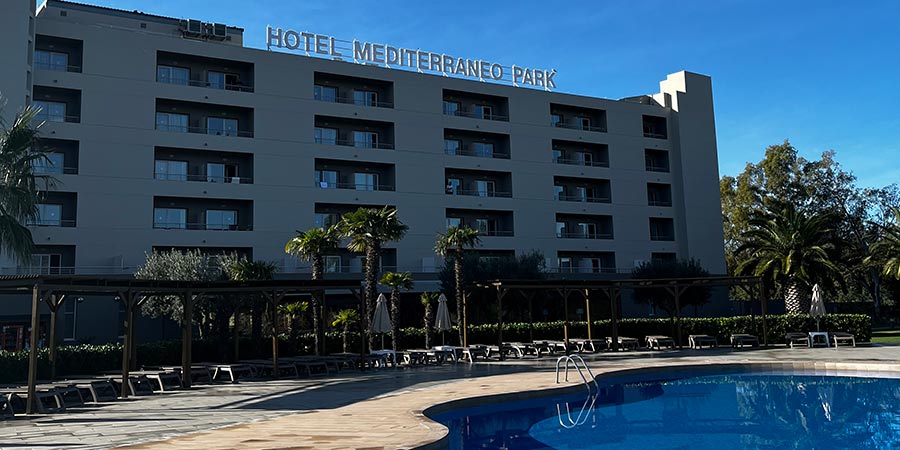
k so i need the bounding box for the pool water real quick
[432,373,900,449]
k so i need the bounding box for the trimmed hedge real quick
[0,314,870,384]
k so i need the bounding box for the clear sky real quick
[73,0,900,188]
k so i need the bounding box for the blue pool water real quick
[432,373,900,449]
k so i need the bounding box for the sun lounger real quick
[785,332,810,348]
[105,373,156,396]
[146,365,214,384]
[485,343,522,359]
[44,383,85,407]
[607,336,640,351]
[689,334,718,349]
[730,334,759,348]
[239,359,300,378]
[831,332,856,348]
[463,345,489,362]
[197,363,254,383]
[5,388,65,414]
[0,393,13,419]
[573,339,606,353]
[283,356,336,375]
[403,349,449,365]
[646,335,676,350]
[65,377,117,402]
[507,342,543,357]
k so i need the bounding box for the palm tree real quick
[379,272,414,355]
[223,257,278,350]
[337,206,408,351]
[866,207,900,280]
[278,301,308,340]
[420,292,439,349]
[0,100,56,262]
[736,204,843,314]
[331,308,359,353]
[285,226,339,355]
[434,226,481,345]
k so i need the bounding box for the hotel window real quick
[157,65,190,85]
[472,142,494,158]
[558,257,573,272]
[206,209,237,230]
[314,169,338,188]
[475,180,495,197]
[28,204,62,226]
[34,49,68,71]
[154,160,187,181]
[353,90,377,107]
[207,162,238,183]
[577,116,592,130]
[315,213,341,228]
[446,217,462,229]
[30,253,62,275]
[474,105,493,120]
[444,139,461,155]
[153,208,186,229]
[315,127,337,145]
[62,299,77,341]
[556,222,566,238]
[475,218,497,235]
[443,101,460,116]
[324,255,341,273]
[551,113,562,127]
[155,112,188,132]
[34,101,66,123]
[207,71,226,89]
[577,152,593,166]
[207,117,238,136]
[553,185,564,200]
[574,186,588,202]
[578,222,597,239]
[352,131,379,148]
[353,172,379,191]
[34,153,65,175]
[552,149,562,163]
[446,177,461,195]
[314,85,338,102]
[649,218,675,241]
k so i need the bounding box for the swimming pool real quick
[431,371,900,449]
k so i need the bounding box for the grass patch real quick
[872,329,900,344]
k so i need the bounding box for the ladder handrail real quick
[557,392,598,428]
[555,355,599,393]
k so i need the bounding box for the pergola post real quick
[25,284,42,415]
[461,290,468,347]
[523,290,536,343]
[759,279,768,347]
[357,288,367,370]
[119,291,134,398]
[556,288,571,354]
[608,287,619,352]
[181,289,194,388]
[265,290,286,377]
[233,308,240,362]
[583,289,592,341]
[496,287,507,360]
[46,292,63,381]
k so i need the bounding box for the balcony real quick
[649,217,675,241]
[34,34,83,73]
[552,140,609,167]
[643,115,668,139]
[446,208,514,237]
[151,246,253,260]
[554,177,611,203]
[314,159,395,191]
[35,139,79,175]
[550,103,607,132]
[157,51,254,92]
[647,183,672,207]
[154,147,254,184]
[153,196,253,231]
[26,192,77,228]
[314,249,398,274]
[445,168,512,198]
[19,245,76,275]
[315,116,394,149]
[155,99,254,138]
[314,202,393,229]
[442,89,509,121]
[645,149,670,173]
[314,72,393,108]
[557,251,617,274]
[444,129,510,159]
[32,86,81,123]
[555,214,613,240]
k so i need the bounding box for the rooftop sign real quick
[266,27,557,90]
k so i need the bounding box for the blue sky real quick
[77,0,900,188]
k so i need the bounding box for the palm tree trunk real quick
[424,302,433,349]
[454,253,464,346]
[783,277,810,314]
[311,256,324,355]
[365,243,379,353]
[390,288,400,355]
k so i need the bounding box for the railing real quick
[446,189,512,198]
[553,122,607,133]
[554,157,609,168]
[643,131,667,139]
[645,164,670,173]
[25,219,76,227]
[648,200,673,207]
[34,166,78,175]
[314,181,395,191]
[650,234,675,241]
[158,77,254,93]
[153,222,253,231]
[314,137,395,150]
[323,265,398,274]
[556,266,619,274]
[478,230,514,237]
[3,266,135,276]
[555,355,599,393]
[154,173,253,184]
[34,62,82,73]
[155,124,253,138]
[556,195,611,203]
[556,231,613,240]
[314,95,393,109]
[557,392,598,429]
[37,115,80,124]
[444,148,510,159]
[444,110,509,122]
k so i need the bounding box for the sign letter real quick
[283,30,301,50]
[266,26,283,49]
[353,40,372,62]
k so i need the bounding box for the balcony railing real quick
[553,122,606,133]
[444,148,510,159]
[556,266,619,274]
[154,173,253,184]
[648,200,673,207]
[556,195,611,203]
[314,95,393,108]
[37,115,80,124]
[34,62,82,73]
[314,137,394,150]
[650,234,675,241]
[323,264,399,274]
[444,110,509,122]
[556,231,613,239]
[645,164,670,173]
[158,77,254,93]
[4,266,138,276]
[644,131,667,139]
[553,157,609,168]
[476,230,514,237]
[315,181,395,191]
[447,189,512,198]
[34,166,78,175]
[156,124,253,138]
[153,222,253,231]
[26,219,76,227]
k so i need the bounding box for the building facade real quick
[0,0,728,343]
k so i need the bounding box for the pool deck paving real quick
[2,344,899,450]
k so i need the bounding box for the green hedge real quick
[0,314,870,384]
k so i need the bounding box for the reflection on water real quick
[433,374,900,450]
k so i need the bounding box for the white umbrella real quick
[371,293,392,349]
[810,283,826,331]
[434,293,453,345]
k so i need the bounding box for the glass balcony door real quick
[28,203,62,226]
[315,127,338,145]
[155,160,188,181]
[315,170,338,188]
[207,117,238,136]
[314,85,338,102]
[34,101,66,123]
[156,112,188,132]
[353,90,377,106]
[30,254,62,275]
[34,153,65,175]
[475,180,495,197]
[206,209,237,230]
[157,65,190,85]
[352,131,379,148]
[154,208,186,229]
[35,50,69,71]
[353,172,379,191]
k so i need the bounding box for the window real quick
[28,204,62,226]
[472,142,494,158]
[553,185,564,200]
[315,213,341,228]
[446,217,462,229]
[206,210,237,230]
[552,149,562,163]
[30,253,62,275]
[474,105,493,120]
[34,153,65,175]
[353,172,379,191]
[446,178,461,195]
[155,112,188,132]
[353,90,377,106]
[34,101,66,123]
[475,180,495,197]
[558,257,573,272]
[207,117,238,136]
[154,160,187,181]
[314,169,338,188]
[475,218,496,235]
[62,299,77,341]
[577,152,593,166]
[650,218,675,241]
[556,222,566,238]
[577,116,592,130]
[352,131,379,148]
[157,65,189,85]
[153,208,186,229]
[315,127,337,145]
[324,255,341,273]
[574,186,588,202]
[35,50,68,71]
[578,222,597,239]
[207,71,226,89]
[551,113,562,127]
[206,163,238,183]
[314,85,338,102]
[443,101,460,116]
[444,139,461,155]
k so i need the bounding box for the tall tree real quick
[218,255,277,347]
[331,309,358,353]
[379,272,414,355]
[135,249,219,336]
[337,206,408,351]
[867,208,900,281]
[0,100,55,262]
[736,204,844,313]
[285,226,339,355]
[420,292,438,349]
[434,226,481,346]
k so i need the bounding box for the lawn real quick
[871,329,900,344]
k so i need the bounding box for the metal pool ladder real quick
[555,355,599,393]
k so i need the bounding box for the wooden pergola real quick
[472,275,765,358]
[0,275,363,414]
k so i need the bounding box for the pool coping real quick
[412,360,900,450]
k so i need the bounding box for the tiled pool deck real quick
[2,344,899,450]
